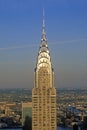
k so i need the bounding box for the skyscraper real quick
[32,11,56,130]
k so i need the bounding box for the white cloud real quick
[49,38,87,45]
[0,38,87,51]
[0,44,37,51]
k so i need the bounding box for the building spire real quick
[42,8,45,34]
[41,8,46,41]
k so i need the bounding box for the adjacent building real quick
[22,102,32,126]
[32,12,56,130]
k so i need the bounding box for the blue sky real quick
[0,0,87,89]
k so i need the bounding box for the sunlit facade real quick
[32,12,56,130]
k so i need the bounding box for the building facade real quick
[22,102,32,126]
[32,13,56,130]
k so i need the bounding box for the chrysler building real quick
[32,11,56,130]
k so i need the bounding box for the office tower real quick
[32,12,56,130]
[22,102,32,126]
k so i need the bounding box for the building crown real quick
[36,10,52,70]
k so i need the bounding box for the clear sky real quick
[0,0,87,89]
